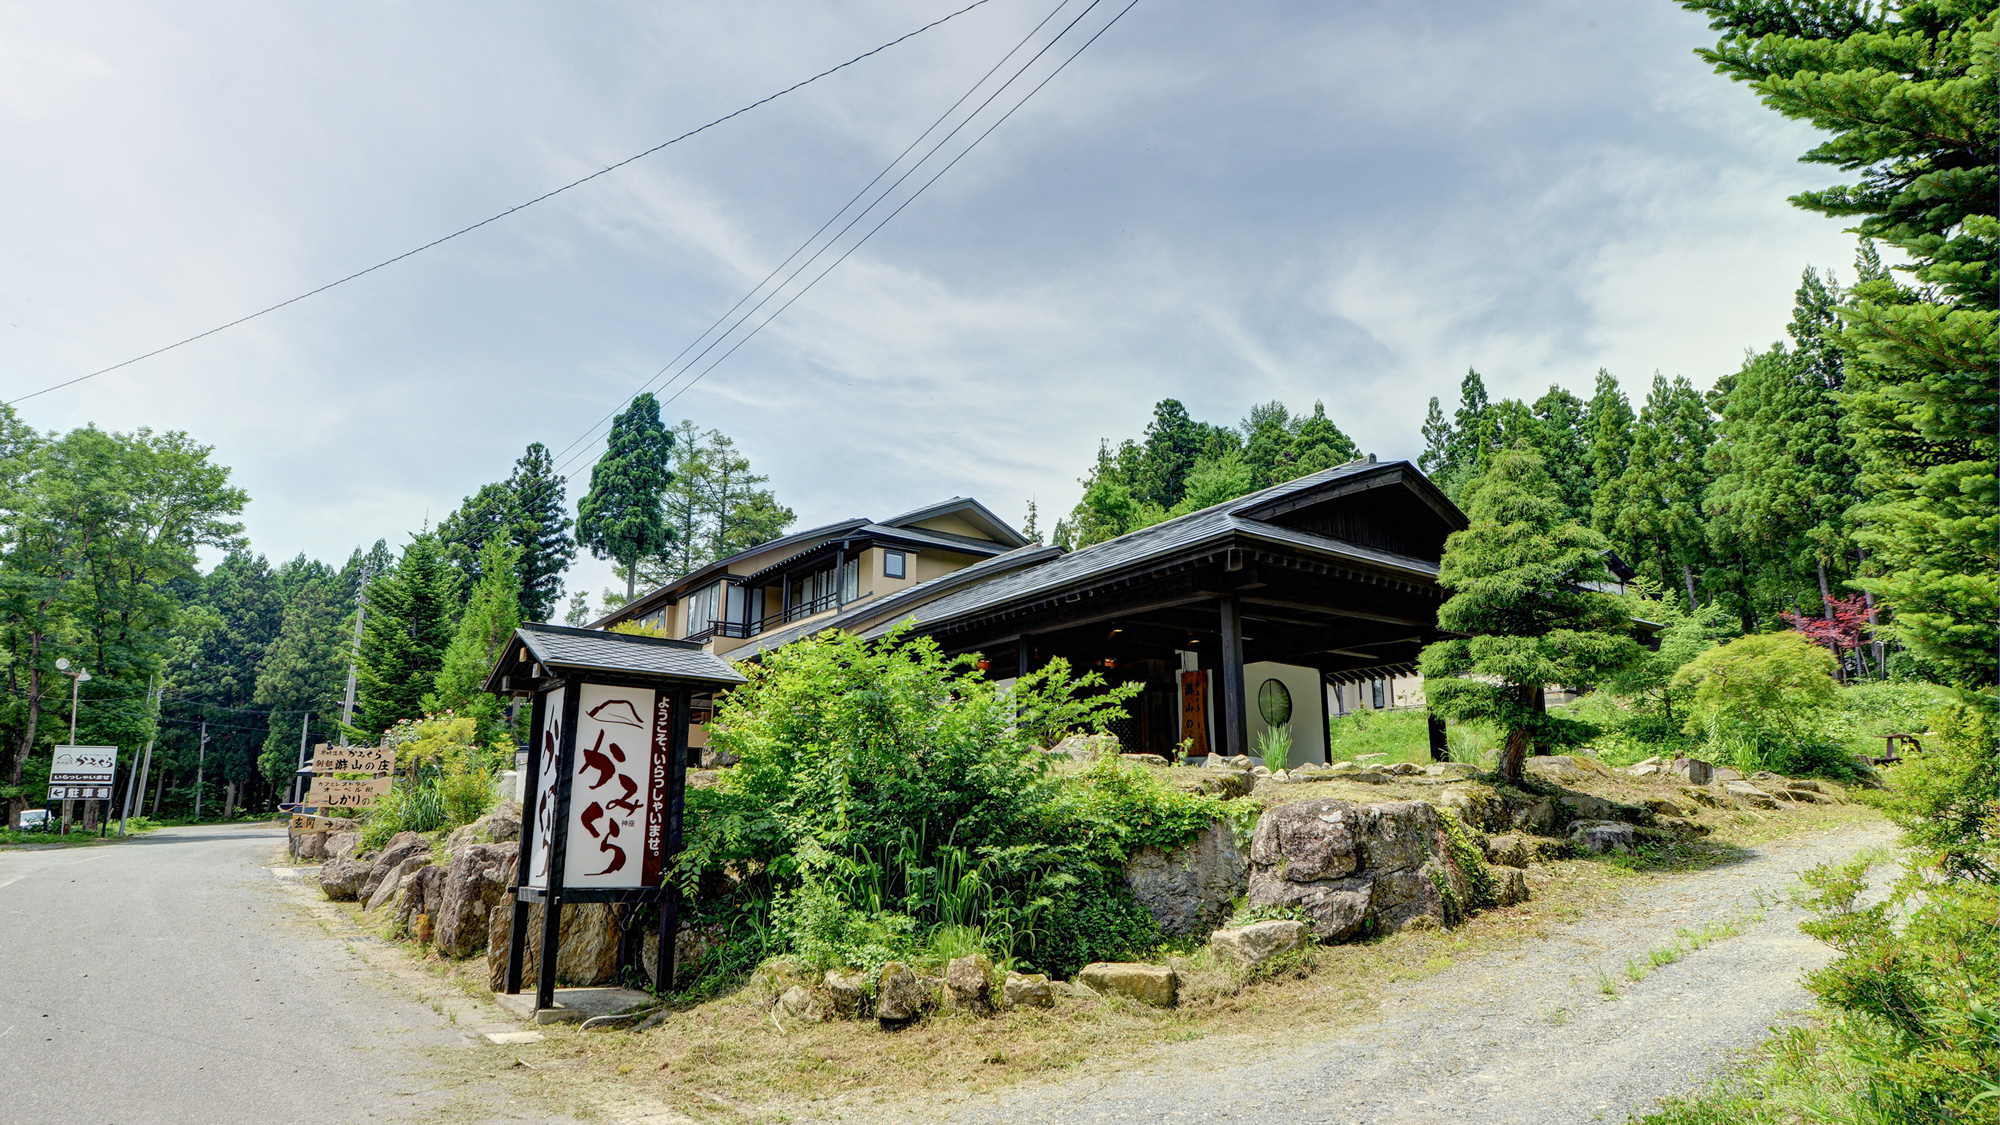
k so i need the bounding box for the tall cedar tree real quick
[1419,446,1640,783]
[253,577,349,784]
[354,534,461,736]
[509,442,575,623]
[423,538,522,745]
[1704,268,1857,625]
[1679,0,1996,690]
[642,422,793,588]
[1584,370,1635,532]
[1600,375,1713,608]
[577,393,672,603]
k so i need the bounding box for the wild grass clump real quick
[357,712,500,851]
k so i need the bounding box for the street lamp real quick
[53,658,91,833]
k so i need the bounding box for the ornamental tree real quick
[1419,446,1642,782]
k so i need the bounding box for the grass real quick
[1627,1016,1873,1125]
[1323,709,1500,769]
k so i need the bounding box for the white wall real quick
[1244,661,1328,768]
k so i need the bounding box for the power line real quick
[3,0,1000,408]
[546,0,1088,470]
[554,0,1140,481]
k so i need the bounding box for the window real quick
[1257,679,1292,726]
[841,556,860,601]
[685,582,721,637]
[1370,678,1386,710]
[883,550,907,579]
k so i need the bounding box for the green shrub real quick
[1034,867,1161,979]
[1671,632,1851,776]
[1047,753,1239,856]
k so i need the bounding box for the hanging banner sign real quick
[1179,671,1210,757]
[309,744,394,776]
[306,777,390,809]
[527,684,674,890]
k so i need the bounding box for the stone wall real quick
[1245,798,1472,941]
[1120,821,1246,939]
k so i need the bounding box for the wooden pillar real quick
[536,686,583,1013]
[503,688,548,995]
[657,686,692,993]
[1217,595,1248,759]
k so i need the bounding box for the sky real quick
[0,0,1860,608]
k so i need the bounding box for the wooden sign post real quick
[483,624,745,1017]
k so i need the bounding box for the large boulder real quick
[1121,821,1247,939]
[357,832,432,903]
[1048,733,1120,761]
[640,923,727,987]
[484,900,622,989]
[444,801,522,852]
[944,954,995,1016]
[876,961,929,1025]
[433,842,519,959]
[1003,971,1054,1009]
[1569,821,1636,854]
[290,818,359,861]
[1077,962,1178,1007]
[1724,781,1780,810]
[318,833,368,900]
[1246,799,1469,940]
[824,970,872,1019]
[364,854,432,914]
[1208,920,1310,967]
[395,864,448,934]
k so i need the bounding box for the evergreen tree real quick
[1240,402,1296,487]
[253,577,348,785]
[354,533,461,736]
[1418,447,1640,782]
[640,422,792,586]
[578,393,673,604]
[1680,0,1996,691]
[1529,385,1593,521]
[1418,396,1451,477]
[436,482,515,585]
[424,538,522,745]
[1603,375,1714,607]
[1440,368,1493,499]
[1132,399,1206,508]
[1585,370,1634,533]
[508,442,574,623]
[1289,401,1360,474]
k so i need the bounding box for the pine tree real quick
[1586,370,1634,536]
[1418,396,1452,476]
[1418,446,1640,782]
[423,538,522,745]
[1605,375,1714,608]
[436,482,515,585]
[702,432,794,560]
[577,393,673,603]
[1680,0,1996,690]
[253,577,348,784]
[508,442,575,623]
[1240,402,1296,487]
[354,533,461,736]
[1529,385,1593,521]
[1132,399,1206,508]
[1289,401,1360,475]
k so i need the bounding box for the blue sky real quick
[1,0,1857,606]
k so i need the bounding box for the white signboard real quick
[527,684,675,890]
[52,745,115,800]
[528,688,564,889]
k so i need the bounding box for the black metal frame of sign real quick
[482,624,746,1017]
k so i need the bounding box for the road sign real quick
[48,785,111,801]
[289,813,342,832]
[305,777,390,809]
[308,744,394,776]
[51,745,116,787]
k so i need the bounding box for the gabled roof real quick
[879,496,1030,548]
[484,623,747,692]
[590,517,871,629]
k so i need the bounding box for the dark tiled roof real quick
[518,624,746,686]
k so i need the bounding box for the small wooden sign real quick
[290,814,341,832]
[309,744,395,776]
[1179,670,1210,758]
[306,777,391,809]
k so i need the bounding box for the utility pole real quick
[339,558,376,747]
[121,674,161,838]
[193,720,208,821]
[56,658,90,835]
[291,712,310,805]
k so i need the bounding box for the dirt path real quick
[837,818,1896,1125]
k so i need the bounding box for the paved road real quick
[855,820,1897,1125]
[0,825,551,1125]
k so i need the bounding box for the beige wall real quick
[909,513,991,541]
[1244,661,1329,768]
[914,549,980,582]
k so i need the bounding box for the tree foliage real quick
[353,533,460,737]
[577,393,672,603]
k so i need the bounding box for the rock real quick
[1122,821,1247,939]
[1384,762,1422,776]
[1723,781,1779,810]
[318,833,368,900]
[1003,971,1054,1009]
[1492,866,1531,906]
[1482,833,1534,869]
[825,970,872,1019]
[1268,769,1291,783]
[1509,797,1558,835]
[1659,816,1710,836]
[1347,771,1392,784]
[1786,779,1825,793]
[1634,756,1663,768]
[444,801,522,852]
[365,854,432,914]
[290,817,359,860]
[1077,962,1178,1007]
[640,923,727,988]
[1643,797,1685,817]
[777,985,814,1019]
[876,961,929,1025]
[1227,755,1253,768]
[433,842,519,959]
[1252,766,1272,778]
[485,900,623,989]
[1678,785,1721,809]
[1626,763,1663,777]
[1556,791,1615,820]
[1119,753,1167,768]
[1712,766,1745,783]
[1050,733,1121,761]
[1183,769,1254,798]
[1436,784,1508,833]
[357,832,432,903]
[751,959,813,996]
[1671,758,1716,785]
[944,954,994,1016]
[1326,760,1361,774]
[1247,798,1464,939]
[1424,762,1479,779]
[396,864,448,934]
[1569,821,1636,854]
[1207,920,1310,967]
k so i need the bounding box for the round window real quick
[1257,678,1292,726]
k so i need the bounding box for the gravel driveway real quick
[853,819,1897,1125]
